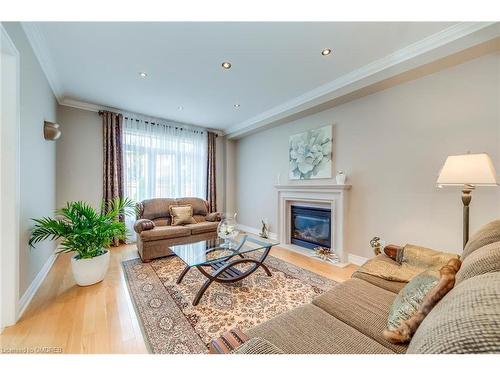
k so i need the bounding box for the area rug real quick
[122,251,336,354]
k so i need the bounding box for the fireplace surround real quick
[275,184,351,263]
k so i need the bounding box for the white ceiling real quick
[25,22,491,131]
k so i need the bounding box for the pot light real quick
[234,104,240,108]
[321,48,332,56]
[139,72,148,78]
[221,61,232,69]
[177,106,184,111]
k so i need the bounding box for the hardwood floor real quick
[0,244,357,354]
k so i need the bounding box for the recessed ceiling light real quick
[177,106,184,111]
[234,104,240,108]
[221,61,232,69]
[139,72,148,78]
[321,48,332,56]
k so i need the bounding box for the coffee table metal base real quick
[176,244,273,306]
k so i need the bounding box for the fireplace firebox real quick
[290,205,331,250]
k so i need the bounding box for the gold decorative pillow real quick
[358,244,459,283]
[169,205,196,226]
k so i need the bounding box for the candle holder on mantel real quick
[312,246,340,264]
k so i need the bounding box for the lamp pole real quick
[461,185,473,249]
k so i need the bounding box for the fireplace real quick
[290,205,331,250]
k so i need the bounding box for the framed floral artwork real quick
[289,125,332,180]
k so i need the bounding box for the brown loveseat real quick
[225,219,500,354]
[134,197,220,262]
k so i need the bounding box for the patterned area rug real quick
[122,251,336,354]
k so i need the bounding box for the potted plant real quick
[29,198,136,286]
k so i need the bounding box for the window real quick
[123,116,207,240]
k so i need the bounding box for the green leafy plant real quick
[29,198,137,260]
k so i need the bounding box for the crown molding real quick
[60,98,113,113]
[226,22,499,138]
[21,22,64,103]
[59,98,226,135]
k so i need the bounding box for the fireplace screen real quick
[291,205,331,249]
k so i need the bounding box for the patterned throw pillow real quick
[384,258,461,344]
[169,205,196,226]
[386,270,440,330]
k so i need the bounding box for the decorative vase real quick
[336,171,346,185]
[71,250,110,286]
[217,213,239,248]
[259,218,269,239]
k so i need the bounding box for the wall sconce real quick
[43,121,61,141]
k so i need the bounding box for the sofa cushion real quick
[140,198,177,220]
[185,221,219,235]
[462,220,500,260]
[176,197,208,216]
[352,271,407,293]
[193,214,206,223]
[139,226,191,241]
[312,278,406,353]
[407,272,500,353]
[456,240,500,285]
[247,304,393,354]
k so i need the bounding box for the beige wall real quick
[3,23,58,296]
[56,106,103,208]
[235,52,500,258]
[56,105,227,211]
[224,138,238,214]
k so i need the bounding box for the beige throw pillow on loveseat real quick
[169,205,196,226]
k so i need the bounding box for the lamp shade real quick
[437,153,498,187]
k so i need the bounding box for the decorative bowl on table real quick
[217,213,239,248]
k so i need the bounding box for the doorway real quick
[0,23,21,331]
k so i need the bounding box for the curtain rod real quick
[98,110,218,137]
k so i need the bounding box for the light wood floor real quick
[0,244,357,354]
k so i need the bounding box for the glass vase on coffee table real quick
[217,212,239,248]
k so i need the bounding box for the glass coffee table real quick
[170,234,280,306]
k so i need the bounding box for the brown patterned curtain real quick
[206,131,217,212]
[101,111,124,246]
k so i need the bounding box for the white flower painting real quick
[289,126,332,180]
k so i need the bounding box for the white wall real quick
[56,105,227,211]
[2,23,58,296]
[235,52,500,258]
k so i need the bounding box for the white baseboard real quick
[17,252,58,320]
[237,224,278,240]
[348,253,369,266]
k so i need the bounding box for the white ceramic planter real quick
[71,250,110,286]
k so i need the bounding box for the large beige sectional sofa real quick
[233,219,500,354]
[134,197,220,262]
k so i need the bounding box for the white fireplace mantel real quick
[274,184,351,191]
[274,184,351,263]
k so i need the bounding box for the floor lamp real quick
[437,153,498,249]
